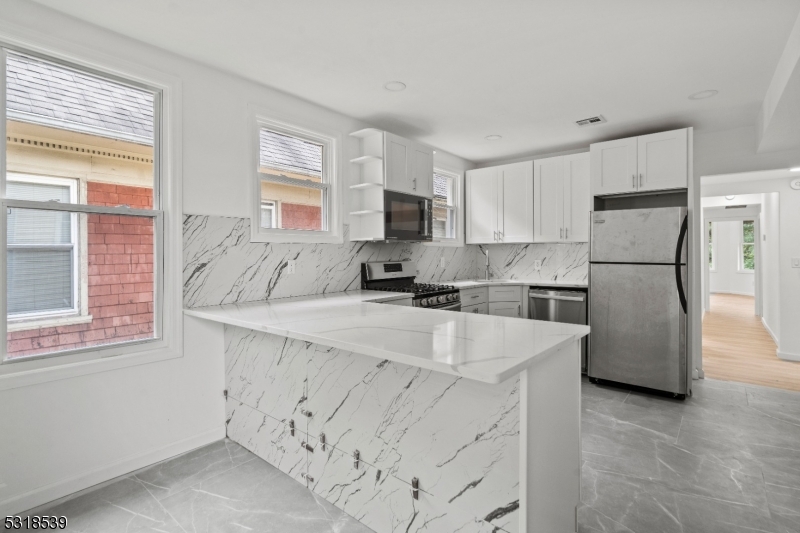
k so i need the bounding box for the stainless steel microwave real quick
[383,190,432,242]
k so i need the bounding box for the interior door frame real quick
[702,205,762,316]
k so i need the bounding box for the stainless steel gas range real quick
[360,261,461,311]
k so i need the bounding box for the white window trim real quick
[250,112,342,244]
[0,35,183,390]
[707,221,716,273]
[425,167,464,247]
[6,173,80,321]
[738,220,755,274]
[260,200,277,229]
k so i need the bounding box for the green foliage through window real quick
[742,220,755,271]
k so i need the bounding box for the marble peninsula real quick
[186,290,589,533]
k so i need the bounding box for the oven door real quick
[384,190,432,241]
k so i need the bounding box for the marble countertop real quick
[184,290,589,385]
[449,279,588,290]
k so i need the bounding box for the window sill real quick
[7,314,93,333]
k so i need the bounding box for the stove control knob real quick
[420,298,429,307]
[438,295,447,304]
[446,294,454,302]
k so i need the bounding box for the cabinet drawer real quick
[489,301,521,318]
[460,287,488,306]
[489,285,522,302]
[462,302,489,314]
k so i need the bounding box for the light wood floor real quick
[703,293,800,392]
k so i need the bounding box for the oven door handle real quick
[432,301,462,311]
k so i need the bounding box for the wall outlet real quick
[534,260,542,271]
[440,257,446,268]
[792,258,800,268]
[287,260,296,274]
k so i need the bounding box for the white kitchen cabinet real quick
[489,285,522,302]
[533,153,590,243]
[489,301,521,318]
[590,128,688,196]
[460,287,488,306]
[563,153,591,242]
[466,161,533,244]
[499,162,534,243]
[384,132,433,197]
[589,137,637,196]
[462,302,489,314]
[637,129,688,192]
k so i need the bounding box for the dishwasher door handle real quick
[529,293,585,302]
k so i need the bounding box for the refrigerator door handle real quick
[675,215,688,314]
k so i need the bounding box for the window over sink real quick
[429,168,463,246]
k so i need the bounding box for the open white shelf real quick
[349,210,384,216]
[349,182,383,190]
[350,155,382,165]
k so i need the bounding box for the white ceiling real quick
[31,0,800,164]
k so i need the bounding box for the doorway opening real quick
[699,177,800,391]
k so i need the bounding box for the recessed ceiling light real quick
[485,135,502,141]
[689,90,718,100]
[725,195,735,200]
[384,81,406,92]
[790,167,800,172]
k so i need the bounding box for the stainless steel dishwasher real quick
[529,288,588,372]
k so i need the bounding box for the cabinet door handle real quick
[413,178,417,190]
[471,295,480,299]
[498,231,503,242]
[560,228,563,239]
[632,174,636,188]
[493,230,497,242]
[639,173,643,187]
[517,304,521,316]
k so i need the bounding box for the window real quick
[2,49,162,363]
[740,220,755,272]
[7,175,78,319]
[707,221,715,272]
[252,117,341,243]
[260,201,277,229]
[428,168,463,246]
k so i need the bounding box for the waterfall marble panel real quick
[223,326,521,533]
[480,242,588,283]
[184,215,479,308]
[306,342,520,532]
[225,325,308,424]
[305,437,506,533]
[225,397,308,484]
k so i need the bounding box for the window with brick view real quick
[258,129,326,231]
[4,50,160,361]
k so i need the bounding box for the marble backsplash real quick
[478,242,588,283]
[183,215,478,308]
[183,215,589,308]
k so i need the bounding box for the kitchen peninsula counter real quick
[186,290,588,533]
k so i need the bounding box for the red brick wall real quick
[7,182,154,358]
[282,203,322,230]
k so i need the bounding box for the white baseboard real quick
[778,350,800,362]
[0,425,225,516]
[761,317,779,346]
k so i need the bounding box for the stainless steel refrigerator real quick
[588,206,690,397]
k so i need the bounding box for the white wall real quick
[0,0,475,515]
[762,192,781,343]
[709,220,755,296]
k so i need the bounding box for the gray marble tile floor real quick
[22,378,800,533]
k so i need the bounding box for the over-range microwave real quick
[383,190,433,242]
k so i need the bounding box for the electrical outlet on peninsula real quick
[287,260,296,274]
[534,260,542,271]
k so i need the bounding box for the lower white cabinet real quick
[489,301,521,318]
[462,302,489,314]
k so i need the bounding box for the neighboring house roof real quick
[259,129,322,178]
[433,172,449,198]
[6,52,154,145]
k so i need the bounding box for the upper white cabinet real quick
[466,161,533,244]
[384,132,433,197]
[533,153,590,243]
[637,129,688,192]
[590,128,688,196]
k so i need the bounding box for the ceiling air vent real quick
[575,115,607,127]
